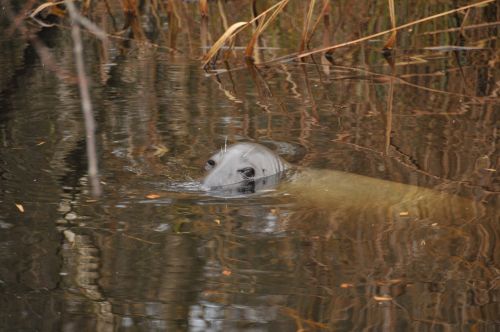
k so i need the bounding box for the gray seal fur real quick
[202,142,289,190]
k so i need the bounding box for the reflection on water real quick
[0,1,499,331]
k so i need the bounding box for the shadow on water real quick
[0,1,499,331]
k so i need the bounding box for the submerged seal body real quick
[202,142,289,192]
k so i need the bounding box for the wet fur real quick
[202,142,289,191]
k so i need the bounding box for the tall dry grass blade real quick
[203,0,289,67]
[122,0,138,15]
[203,22,247,67]
[459,8,471,37]
[320,0,332,74]
[256,0,289,35]
[307,0,331,49]
[35,0,107,40]
[201,15,209,51]
[421,21,500,35]
[245,0,289,60]
[30,1,65,19]
[82,0,91,14]
[383,0,397,50]
[251,0,259,26]
[217,0,229,31]
[103,0,118,31]
[245,12,266,59]
[199,0,208,17]
[272,0,494,63]
[246,0,260,61]
[151,0,167,42]
[299,0,316,53]
[121,0,145,40]
[217,0,236,60]
[199,0,210,51]
[384,67,395,155]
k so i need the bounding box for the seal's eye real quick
[205,159,216,171]
[238,167,255,179]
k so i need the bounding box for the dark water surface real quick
[1,1,499,331]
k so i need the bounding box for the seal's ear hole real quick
[238,167,255,179]
[205,159,216,171]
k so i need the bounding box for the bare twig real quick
[65,0,102,197]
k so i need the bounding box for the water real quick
[0,1,499,331]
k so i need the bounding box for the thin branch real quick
[65,0,102,197]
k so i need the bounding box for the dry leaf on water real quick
[340,283,354,288]
[15,204,24,213]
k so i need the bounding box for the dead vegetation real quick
[20,0,497,70]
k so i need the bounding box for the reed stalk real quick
[265,0,495,64]
[383,0,397,50]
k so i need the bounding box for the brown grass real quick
[265,0,495,65]
[202,0,289,68]
[383,0,397,50]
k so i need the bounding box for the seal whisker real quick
[242,146,257,159]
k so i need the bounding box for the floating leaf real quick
[152,144,169,157]
[15,203,24,213]
[222,269,232,276]
[63,230,76,243]
[374,295,392,301]
[146,194,161,199]
[399,211,409,216]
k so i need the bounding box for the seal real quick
[202,142,289,192]
[201,143,481,223]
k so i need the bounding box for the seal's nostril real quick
[238,167,255,179]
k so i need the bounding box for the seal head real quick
[202,142,289,192]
